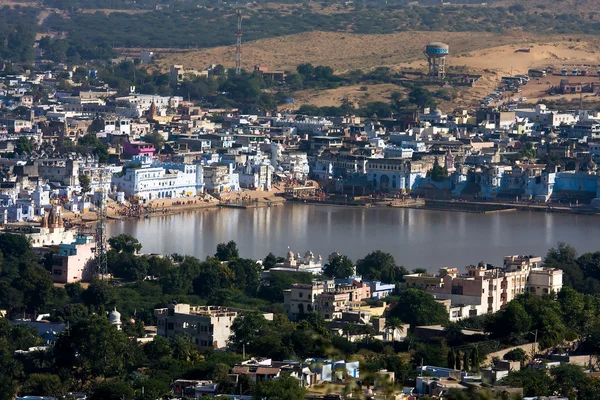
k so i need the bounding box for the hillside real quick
[155,31,559,73]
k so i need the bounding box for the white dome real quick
[109,308,121,325]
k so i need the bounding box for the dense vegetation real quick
[38,5,600,51]
[3,232,600,398]
[2,2,600,64]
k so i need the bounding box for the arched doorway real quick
[380,175,390,191]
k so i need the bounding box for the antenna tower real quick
[235,9,242,75]
[95,171,108,279]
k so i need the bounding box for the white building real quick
[515,104,577,127]
[111,161,204,201]
[154,304,273,351]
[115,94,183,117]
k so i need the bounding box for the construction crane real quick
[95,170,109,279]
[235,9,242,75]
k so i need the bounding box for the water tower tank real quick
[425,42,449,79]
[426,42,450,57]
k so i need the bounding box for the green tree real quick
[390,288,448,327]
[21,373,67,398]
[109,234,142,254]
[192,257,234,298]
[15,266,53,312]
[408,87,435,109]
[356,251,408,283]
[144,132,166,154]
[324,255,355,279]
[263,252,278,270]
[550,364,586,399]
[462,349,470,372]
[429,163,448,182]
[253,373,306,400]
[15,136,33,155]
[79,174,91,195]
[54,314,133,385]
[504,348,528,364]
[498,367,553,397]
[215,240,239,261]
[470,346,480,372]
[90,380,134,400]
[519,142,537,161]
[228,258,261,297]
[82,279,116,310]
[448,347,456,369]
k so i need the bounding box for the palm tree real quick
[385,317,405,344]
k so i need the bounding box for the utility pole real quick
[532,329,538,359]
[235,9,243,75]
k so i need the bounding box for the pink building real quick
[52,235,96,283]
[123,141,156,158]
[427,255,561,319]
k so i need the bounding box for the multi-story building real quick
[284,279,372,321]
[203,164,239,193]
[154,304,273,350]
[36,158,80,187]
[51,235,96,283]
[427,255,563,319]
[112,160,204,201]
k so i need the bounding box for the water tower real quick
[425,42,449,79]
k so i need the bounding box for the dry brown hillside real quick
[155,31,560,73]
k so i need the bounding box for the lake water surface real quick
[107,203,600,271]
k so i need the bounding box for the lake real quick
[107,203,600,271]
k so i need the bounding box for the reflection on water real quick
[107,204,600,271]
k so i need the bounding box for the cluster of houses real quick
[4,64,600,222]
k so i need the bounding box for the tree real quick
[253,373,306,400]
[408,87,435,109]
[470,347,480,372]
[192,257,234,298]
[79,174,91,195]
[215,241,239,261]
[296,63,315,78]
[144,132,166,154]
[390,288,448,327]
[448,347,456,369]
[429,163,448,182]
[324,255,355,279]
[356,251,408,283]
[263,252,278,270]
[550,364,586,399]
[21,373,67,398]
[90,380,134,400]
[82,279,116,310]
[15,136,33,155]
[15,266,53,312]
[462,349,470,372]
[108,234,142,254]
[109,252,149,281]
[54,314,133,385]
[228,258,261,297]
[504,348,528,365]
[498,368,553,397]
[519,142,537,160]
[488,301,532,340]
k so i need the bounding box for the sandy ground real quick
[60,189,287,225]
[154,31,600,110]
[282,84,405,111]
